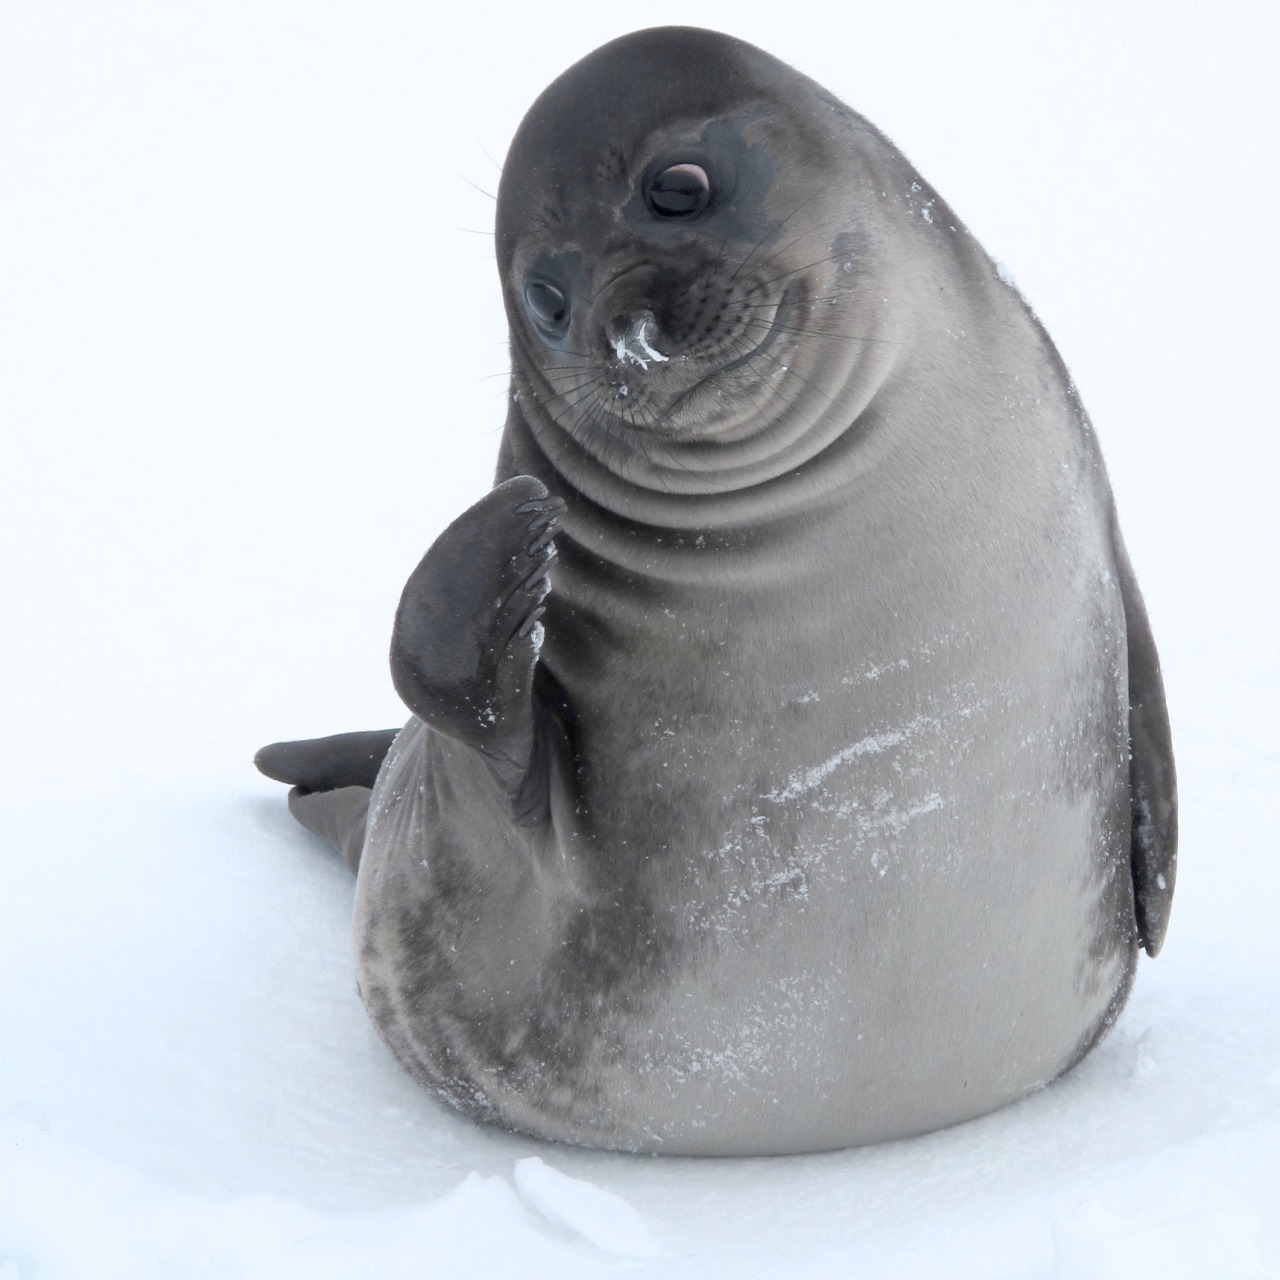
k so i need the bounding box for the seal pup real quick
[256,26,1176,1155]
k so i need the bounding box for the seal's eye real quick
[523,279,570,334]
[646,163,712,218]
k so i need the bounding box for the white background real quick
[2,1,1277,1275]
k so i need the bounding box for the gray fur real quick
[263,27,1176,1154]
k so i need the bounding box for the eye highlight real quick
[646,163,712,218]
[523,278,570,334]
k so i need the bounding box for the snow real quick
[765,721,923,802]
[513,1157,661,1258]
[1052,1204,1270,1280]
[613,316,670,368]
[2,1,1278,1277]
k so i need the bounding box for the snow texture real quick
[765,721,922,802]
[613,315,670,368]
[2,2,1278,1277]
[513,1157,662,1258]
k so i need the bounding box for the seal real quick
[255,26,1177,1154]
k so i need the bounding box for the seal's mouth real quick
[661,282,800,420]
[717,283,799,375]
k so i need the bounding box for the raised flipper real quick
[255,728,400,793]
[1112,516,1178,956]
[389,474,563,799]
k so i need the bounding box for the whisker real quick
[454,170,497,202]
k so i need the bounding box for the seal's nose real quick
[609,312,669,370]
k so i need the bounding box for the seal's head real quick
[496,28,913,494]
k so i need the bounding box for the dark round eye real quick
[523,278,569,334]
[646,163,712,218]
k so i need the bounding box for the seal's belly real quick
[603,703,1132,1152]
[354,557,1135,1153]
[551,619,1131,1151]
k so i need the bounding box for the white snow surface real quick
[513,1157,661,1258]
[2,2,1278,1277]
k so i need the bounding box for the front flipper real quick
[390,474,564,797]
[1112,517,1178,956]
[254,728,400,792]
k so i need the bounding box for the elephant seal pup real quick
[255,26,1176,1155]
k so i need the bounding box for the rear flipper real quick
[254,728,400,792]
[254,729,398,871]
[288,785,370,873]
